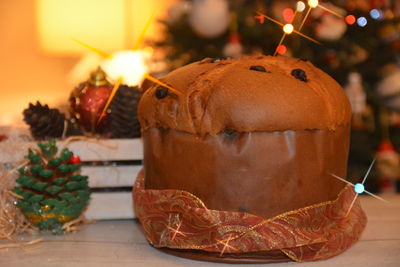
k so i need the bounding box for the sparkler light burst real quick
[330,159,389,217]
[69,11,186,125]
[216,234,239,256]
[166,220,187,241]
[256,1,351,55]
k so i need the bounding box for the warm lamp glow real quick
[36,0,166,55]
[36,0,125,54]
[101,50,149,86]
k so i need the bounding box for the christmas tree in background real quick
[14,140,90,234]
[153,0,400,192]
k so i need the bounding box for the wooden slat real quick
[0,141,37,163]
[66,139,143,161]
[1,139,143,220]
[86,192,134,220]
[0,138,143,163]
[82,165,141,188]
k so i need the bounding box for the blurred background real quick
[1,0,400,193]
[0,0,178,125]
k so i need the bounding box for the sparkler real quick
[254,14,265,24]
[166,220,187,241]
[97,77,122,125]
[318,3,344,18]
[71,12,180,126]
[216,234,239,256]
[330,159,389,217]
[71,38,183,97]
[299,0,344,30]
[298,3,313,31]
[133,10,156,51]
[255,10,321,57]
[143,74,183,95]
[257,1,351,55]
[71,38,112,59]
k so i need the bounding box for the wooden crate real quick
[0,139,142,220]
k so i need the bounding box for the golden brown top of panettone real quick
[138,55,351,136]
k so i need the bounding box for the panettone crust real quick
[138,55,351,136]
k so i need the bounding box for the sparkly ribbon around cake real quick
[133,170,367,262]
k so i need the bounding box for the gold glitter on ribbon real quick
[133,170,367,262]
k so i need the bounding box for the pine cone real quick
[14,140,90,234]
[110,85,142,138]
[23,101,82,140]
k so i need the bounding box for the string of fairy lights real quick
[256,0,388,55]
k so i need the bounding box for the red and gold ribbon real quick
[133,170,366,262]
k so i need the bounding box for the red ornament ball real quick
[69,155,81,164]
[69,67,113,135]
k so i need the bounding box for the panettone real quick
[133,55,366,263]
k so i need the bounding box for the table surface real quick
[1,194,400,267]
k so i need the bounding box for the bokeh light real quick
[370,9,383,20]
[308,0,319,8]
[357,16,368,27]
[276,44,287,55]
[345,15,356,25]
[101,50,148,86]
[283,24,294,34]
[354,183,365,194]
[283,8,294,23]
[297,1,306,12]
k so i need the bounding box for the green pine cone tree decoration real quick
[14,140,90,234]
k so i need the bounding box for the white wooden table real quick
[1,195,400,267]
